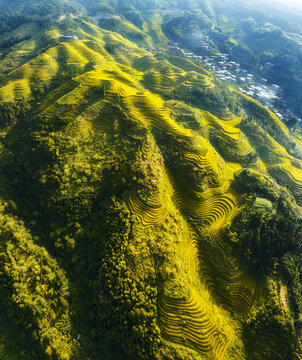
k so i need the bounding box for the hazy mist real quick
[259,0,302,11]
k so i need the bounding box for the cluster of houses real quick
[203,53,241,82]
[168,43,186,57]
[59,34,79,41]
[238,82,280,108]
[146,47,163,55]
[166,44,296,122]
[168,42,209,58]
[201,35,210,51]
[202,53,299,123]
[91,11,121,21]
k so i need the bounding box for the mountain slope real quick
[0,2,301,360]
[89,0,302,119]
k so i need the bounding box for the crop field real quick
[0,46,59,101]
[128,191,167,225]
[202,112,241,141]
[159,289,233,360]
[2,17,301,359]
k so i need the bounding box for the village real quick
[145,41,300,127]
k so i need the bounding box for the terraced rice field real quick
[0,46,59,101]
[202,112,241,141]
[0,30,144,103]
[76,64,139,88]
[143,69,186,92]
[198,250,258,318]
[144,13,167,45]
[167,56,213,77]
[115,49,264,358]
[126,145,241,359]
[182,72,214,90]
[3,17,298,359]
[1,25,269,358]
[269,163,302,192]
[159,289,233,360]
[236,90,290,141]
[75,62,193,138]
[171,188,236,225]
[254,130,302,191]
[121,89,193,138]
[224,162,242,182]
[188,233,257,319]
[128,191,167,225]
[213,107,235,121]
[75,20,148,55]
[281,158,302,183]
[192,192,237,247]
[127,168,236,358]
[184,142,218,169]
[293,129,302,144]
[38,80,79,114]
[61,117,92,140]
[62,40,107,65]
[188,237,200,278]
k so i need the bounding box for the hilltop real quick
[0,1,301,360]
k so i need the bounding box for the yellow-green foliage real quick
[0,23,42,74]
[0,202,80,360]
[202,112,241,141]
[1,14,302,360]
[128,190,167,225]
[0,47,59,101]
[198,242,258,319]
[143,13,167,47]
[167,56,213,76]
[159,289,233,360]
[172,189,236,225]
[183,71,215,90]
[235,90,294,153]
[240,118,302,198]
[143,68,186,93]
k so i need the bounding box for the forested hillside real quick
[0,1,301,359]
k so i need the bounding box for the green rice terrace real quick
[0,2,301,360]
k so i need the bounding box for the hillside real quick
[0,1,301,360]
[84,0,302,120]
